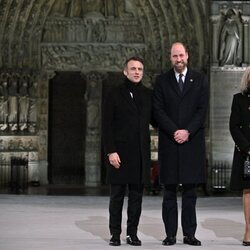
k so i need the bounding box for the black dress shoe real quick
[243,241,250,246]
[126,235,141,246]
[162,236,176,246]
[109,235,121,246]
[183,236,201,246]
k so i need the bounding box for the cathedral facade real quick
[0,0,249,190]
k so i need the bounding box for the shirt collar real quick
[174,67,187,79]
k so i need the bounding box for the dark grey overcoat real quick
[102,79,152,184]
[230,92,250,191]
[153,68,209,184]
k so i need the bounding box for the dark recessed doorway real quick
[48,71,86,184]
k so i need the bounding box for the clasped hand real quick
[174,129,189,144]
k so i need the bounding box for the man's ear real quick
[123,69,127,76]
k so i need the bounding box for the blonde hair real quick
[240,66,250,94]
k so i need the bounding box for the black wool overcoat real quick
[153,68,209,184]
[102,80,152,184]
[230,92,250,191]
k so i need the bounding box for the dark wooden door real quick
[48,72,86,184]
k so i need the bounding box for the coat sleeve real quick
[186,74,209,137]
[153,75,178,136]
[229,94,250,152]
[102,89,116,155]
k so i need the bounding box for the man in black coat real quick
[103,56,152,246]
[153,42,209,246]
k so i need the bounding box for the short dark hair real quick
[124,56,144,68]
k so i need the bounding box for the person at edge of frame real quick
[229,66,250,246]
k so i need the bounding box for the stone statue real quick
[219,9,240,66]
[19,80,29,131]
[0,81,8,131]
[8,77,18,131]
[85,80,101,134]
[28,82,38,132]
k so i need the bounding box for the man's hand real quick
[174,129,189,144]
[108,152,121,168]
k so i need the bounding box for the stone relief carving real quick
[41,44,146,71]
[0,137,37,151]
[43,16,143,44]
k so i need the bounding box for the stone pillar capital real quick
[210,15,221,24]
[242,16,250,24]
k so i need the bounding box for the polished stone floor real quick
[0,191,246,250]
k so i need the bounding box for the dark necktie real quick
[178,73,184,92]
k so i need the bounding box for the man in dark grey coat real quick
[153,42,209,246]
[103,56,152,246]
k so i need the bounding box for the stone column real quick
[211,15,220,66]
[83,71,106,187]
[242,16,250,65]
[209,66,245,190]
[36,70,55,185]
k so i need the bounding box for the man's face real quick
[170,44,188,73]
[123,60,143,84]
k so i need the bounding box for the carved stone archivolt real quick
[0,0,211,186]
[0,0,208,72]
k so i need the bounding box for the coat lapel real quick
[119,84,138,112]
[168,70,182,97]
[182,69,195,97]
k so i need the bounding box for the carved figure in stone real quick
[67,0,82,17]
[85,79,101,134]
[92,20,106,42]
[51,0,69,17]
[19,80,29,131]
[0,81,8,131]
[26,139,35,150]
[8,139,15,150]
[8,77,18,131]
[28,82,38,132]
[105,0,128,17]
[219,9,240,66]
[17,139,25,150]
[82,0,104,16]
[85,19,93,42]
[0,139,5,150]
[115,0,128,17]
